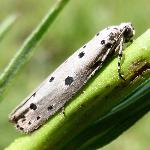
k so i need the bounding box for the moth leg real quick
[101,47,112,62]
[117,37,126,81]
[90,47,113,78]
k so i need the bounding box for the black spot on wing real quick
[20,127,24,131]
[16,124,20,128]
[96,32,100,36]
[48,105,53,111]
[65,76,74,86]
[16,124,24,131]
[37,116,40,120]
[28,121,31,125]
[49,77,55,82]
[101,40,105,45]
[30,103,37,110]
[78,51,85,58]
[114,27,118,30]
[83,45,86,48]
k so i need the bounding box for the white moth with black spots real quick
[9,22,135,133]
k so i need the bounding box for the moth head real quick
[120,22,135,43]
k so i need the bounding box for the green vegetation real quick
[0,15,17,42]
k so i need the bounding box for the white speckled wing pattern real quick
[9,23,135,133]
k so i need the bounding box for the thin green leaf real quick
[0,15,17,42]
[0,0,70,100]
[5,30,150,150]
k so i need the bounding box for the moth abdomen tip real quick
[9,114,17,123]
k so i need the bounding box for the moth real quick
[9,22,135,133]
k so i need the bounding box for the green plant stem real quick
[67,77,150,149]
[5,30,150,150]
[0,15,17,42]
[0,0,70,100]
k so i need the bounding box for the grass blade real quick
[0,0,70,100]
[0,15,17,42]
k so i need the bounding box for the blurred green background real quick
[0,0,149,149]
